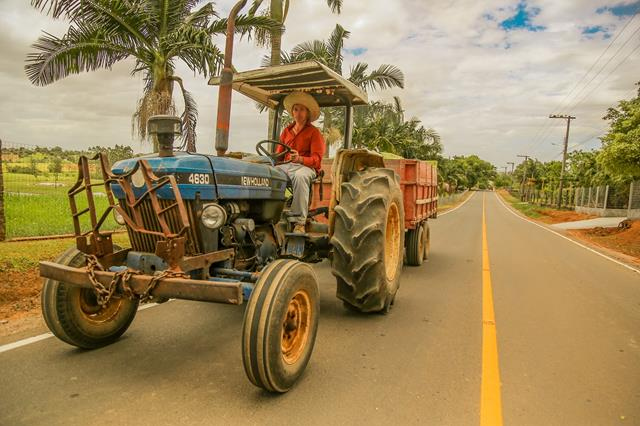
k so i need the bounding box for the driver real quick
[276,92,325,233]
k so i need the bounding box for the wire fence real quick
[523,180,640,217]
[0,140,120,239]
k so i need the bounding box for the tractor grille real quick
[120,198,202,255]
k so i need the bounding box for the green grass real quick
[5,193,123,238]
[498,190,547,219]
[0,233,130,272]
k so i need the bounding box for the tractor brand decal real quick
[241,176,271,187]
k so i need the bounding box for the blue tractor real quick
[39,0,406,393]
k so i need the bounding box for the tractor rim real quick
[78,289,123,323]
[281,289,312,365]
[384,202,401,281]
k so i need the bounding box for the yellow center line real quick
[480,193,504,426]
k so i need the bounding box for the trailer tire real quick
[422,222,430,260]
[331,168,405,313]
[242,259,320,393]
[41,246,139,349]
[406,224,425,266]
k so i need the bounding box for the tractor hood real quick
[111,152,287,201]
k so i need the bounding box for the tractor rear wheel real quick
[41,247,139,349]
[331,168,405,313]
[242,259,320,393]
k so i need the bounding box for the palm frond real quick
[171,76,197,152]
[30,0,82,19]
[350,63,405,92]
[165,26,224,76]
[326,24,349,73]
[25,24,137,86]
[209,14,282,36]
[290,40,329,64]
[248,0,265,16]
[326,0,343,13]
[261,50,292,67]
[183,2,216,28]
[75,0,153,49]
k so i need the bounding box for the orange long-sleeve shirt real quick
[277,122,325,172]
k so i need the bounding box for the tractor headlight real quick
[131,168,145,188]
[113,209,126,226]
[201,204,227,229]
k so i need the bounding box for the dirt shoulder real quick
[0,234,130,340]
[497,190,639,266]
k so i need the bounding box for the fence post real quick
[603,185,609,212]
[628,181,634,218]
[581,187,585,207]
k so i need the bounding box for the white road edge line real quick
[0,301,168,354]
[494,192,640,275]
[439,191,476,216]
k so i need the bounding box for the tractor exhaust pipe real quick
[215,0,247,157]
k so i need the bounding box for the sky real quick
[1,0,639,169]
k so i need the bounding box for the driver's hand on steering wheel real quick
[289,149,300,163]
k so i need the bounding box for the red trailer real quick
[310,157,437,266]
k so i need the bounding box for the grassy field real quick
[3,172,118,238]
[5,193,122,238]
[4,172,105,196]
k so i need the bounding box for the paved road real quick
[1,192,638,425]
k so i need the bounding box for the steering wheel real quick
[256,140,293,165]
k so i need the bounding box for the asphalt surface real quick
[1,192,638,425]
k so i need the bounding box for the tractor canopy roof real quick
[208,60,368,109]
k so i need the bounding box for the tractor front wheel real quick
[41,247,139,349]
[242,259,320,393]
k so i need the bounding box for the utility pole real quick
[517,155,530,200]
[502,166,508,174]
[549,114,576,209]
[507,162,515,174]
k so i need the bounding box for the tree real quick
[598,82,640,182]
[29,157,40,179]
[27,0,279,152]
[248,0,343,136]
[89,144,134,164]
[281,24,404,155]
[351,97,441,160]
[49,156,63,185]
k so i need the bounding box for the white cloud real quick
[0,0,638,167]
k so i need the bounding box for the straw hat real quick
[283,92,321,122]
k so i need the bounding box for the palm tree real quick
[26,0,280,152]
[281,24,405,156]
[248,0,342,136]
[351,97,441,161]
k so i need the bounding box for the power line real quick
[553,12,640,115]
[525,12,640,153]
[567,41,640,113]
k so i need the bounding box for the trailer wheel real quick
[242,259,320,393]
[422,222,431,260]
[41,247,139,349]
[331,168,405,313]
[405,224,425,266]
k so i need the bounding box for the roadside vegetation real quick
[495,83,640,196]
